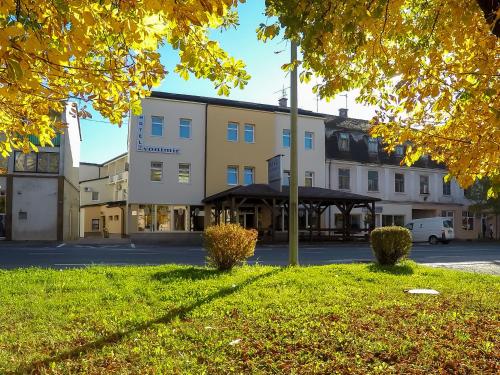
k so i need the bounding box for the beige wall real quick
[206,106,276,197]
[83,205,123,235]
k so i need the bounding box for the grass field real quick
[0,262,498,374]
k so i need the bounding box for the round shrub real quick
[370,226,412,265]
[203,223,258,270]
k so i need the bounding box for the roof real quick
[150,92,329,118]
[203,184,380,204]
[80,152,127,167]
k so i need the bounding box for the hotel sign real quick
[137,115,180,154]
[267,154,284,191]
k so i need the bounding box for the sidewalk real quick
[68,236,131,246]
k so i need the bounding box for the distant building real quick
[0,103,81,240]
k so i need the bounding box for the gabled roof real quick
[203,184,380,204]
[150,91,329,118]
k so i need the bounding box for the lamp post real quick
[289,40,299,266]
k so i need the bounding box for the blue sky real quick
[80,0,375,164]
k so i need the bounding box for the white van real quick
[405,217,455,244]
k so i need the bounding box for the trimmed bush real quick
[203,223,258,270]
[370,226,412,265]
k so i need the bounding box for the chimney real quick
[339,108,348,118]
[278,97,288,108]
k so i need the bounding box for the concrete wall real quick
[80,164,100,181]
[82,205,123,235]
[206,105,276,196]
[12,177,58,240]
[80,178,113,206]
[128,98,206,205]
[63,102,81,187]
[63,179,80,240]
[275,113,326,188]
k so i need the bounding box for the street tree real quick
[0,0,249,154]
[259,0,500,194]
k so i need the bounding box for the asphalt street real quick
[0,240,498,271]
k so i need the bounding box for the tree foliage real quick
[0,0,249,154]
[260,0,500,193]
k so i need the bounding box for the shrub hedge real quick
[370,226,412,265]
[203,223,258,270]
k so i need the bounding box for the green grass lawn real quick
[0,262,498,374]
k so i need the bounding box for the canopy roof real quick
[203,184,380,205]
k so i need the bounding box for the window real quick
[114,215,119,220]
[368,138,378,153]
[441,210,454,228]
[382,215,405,227]
[368,171,379,191]
[108,216,113,221]
[339,133,349,151]
[283,170,290,186]
[91,191,99,201]
[305,171,314,187]
[14,152,36,172]
[442,178,451,195]
[150,162,163,182]
[339,168,350,190]
[227,122,238,141]
[244,167,254,185]
[420,175,429,194]
[305,132,314,150]
[244,124,255,143]
[227,166,238,185]
[151,116,164,137]
[178,163,190,184]
[174,206,187,231]
[282,129,290,148]
[395,173,405,193]
[179,118,191,139]
[0,157,7,174]
[14,152,59,173]
[395,145,404,157]
[37,152,59,173]
[462,211,474,230]
[92,219,100,231]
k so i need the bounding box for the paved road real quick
[0,241,498,273]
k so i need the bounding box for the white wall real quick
[12,177,58,240]
[63,102,81,186]
[275,113,326,188]
[128,98,206,205]
[80,164,100,181]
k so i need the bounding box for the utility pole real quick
[289,40,299,266]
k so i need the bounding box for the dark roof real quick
[203,184,380,204]
[150,92,329,118]
[325,117,445,170]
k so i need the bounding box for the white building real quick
[0,103,81,240]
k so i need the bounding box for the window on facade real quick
[92,219,100,231]
[37,152,59,173]
[179,118,191,139]
[382,215,405,227]
[395,173,405,193]
[151,116,164,137]
[282,129,290,148]
[174,206,187,231]
[368,138,378,153]
[395,145,404,157]
[0,157,8,174]
[441,210,454,228]
[283,170,290,186]
[442,178,451,195]
[462,211,474,230]
[244,124,255,143]
[338,168,350,189]
[244,166,254,185]
[227,122,238,141]
[227,166,238,185]
[150,162,163,182]
[91,191,99,201]
[339,133,349,151]
[14,152,36,172]
[368,170,379,191]
[305,131,314,150]
[178,163,190,184]
[420,175,429,194]
[157,205,171,231]
[305,171,314,187]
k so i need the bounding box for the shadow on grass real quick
[367,262,414,275]
[151,267,223,283]
[13,268,281,374]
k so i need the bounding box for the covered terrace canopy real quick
[202,184,381,241]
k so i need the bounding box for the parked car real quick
[405,217,454,244]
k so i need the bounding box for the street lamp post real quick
[289,40,299,266]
